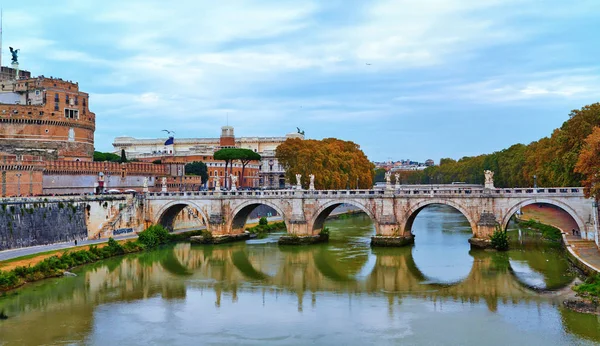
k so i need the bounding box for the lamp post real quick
[356,177,359,190]
[268,159,274,188]
[534,175,537,188]
[16,173,21,196]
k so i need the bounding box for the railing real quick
[144,187,585,198]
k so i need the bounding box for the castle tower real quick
[220,126,235,147]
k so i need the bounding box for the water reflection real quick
[0,209,595,345]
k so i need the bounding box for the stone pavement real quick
[563,233,600,273]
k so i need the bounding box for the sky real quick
[2,0,600,162]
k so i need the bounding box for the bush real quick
[574,274,600,299]
[259,217,268,226]
[107,237,125,255]
[137,225,171,249]
[319,227,330,237]
[490,226,509,251]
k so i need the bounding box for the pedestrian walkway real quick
[563,232,600,274]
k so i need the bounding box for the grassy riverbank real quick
[246,217,286,238]
[516,219,563,241]
[0,226,202,292]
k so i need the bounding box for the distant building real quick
[113,127,305,189]
[425,159,435,166]
[0,64,178,196]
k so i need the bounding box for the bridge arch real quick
[310,200,376,235]
[155,200,209,232]
[229,200,290,233]
[501,198,586,234]
[402,199,478,236]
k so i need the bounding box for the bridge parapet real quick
[145,187,584,200]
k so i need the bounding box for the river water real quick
[1,205,599,345]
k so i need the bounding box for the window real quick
[64,108,79,119]
[54,93,59,102]
[74,96,78,105]
[65,95,70,104]
[82,98,86,107]
[35,90,40,96]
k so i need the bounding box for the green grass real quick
[518,219,563,241]
[574,274,600,299]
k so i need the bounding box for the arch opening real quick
[311,202,376,236]
[407,203,474,283]
[504,201,583,239]
[230,202,288,234]
[157,203,207,232]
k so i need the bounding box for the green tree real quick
[214,148,239,189]
[236,149,261,187]
[184,161,209,185]
[120,149,127,163]
[93,151,121,162]
[374,168,387,182]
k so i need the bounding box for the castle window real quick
[54,93,59,102]
[74,96,78,105]
[64,108,79,119]
[54,103,59,111]
[65,95,70,103]
[82,98,86,107]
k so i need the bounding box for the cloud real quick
[4,0,599,161]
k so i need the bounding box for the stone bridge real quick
[143,185,598,246]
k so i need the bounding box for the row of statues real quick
[142,169,495,193]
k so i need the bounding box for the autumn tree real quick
[575,126,600,199]
[276,138,374,190]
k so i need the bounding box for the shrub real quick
[518,219,562,241]
[259,217,268,226]
[137,225,170,249]
[490,226,509,251]
[319,227,330,237]
[574,274,600,299]
[107,237,125,255]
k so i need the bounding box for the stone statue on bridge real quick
[484,170,495,189]
[143,177,149,193]
[214,176,221,191]
[230,175,238,192]
[296,174,302,190]
[394,173,400,190]
[161,177,167,193]
[309,174,315,191]
[385,171,392,190]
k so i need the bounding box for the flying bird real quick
[162,129,175,135]
[366,63,372,66]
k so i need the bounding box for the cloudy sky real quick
[3,0,600,161]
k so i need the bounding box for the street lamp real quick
[16,173,22,196]
[533,175,537,188]
[268,159,274,188]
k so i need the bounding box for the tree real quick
[213,148,240,189]
[93,151,121,162]
[185,161,209,185]
[276,137,374,189]
[374,168,387,183]
[575,126,600,199]
[236,149,261,188]
[120,149,127,163]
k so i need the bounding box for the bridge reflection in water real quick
[0,211,597,345]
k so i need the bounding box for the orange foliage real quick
[575,126,600,199]
[276,138,374,189]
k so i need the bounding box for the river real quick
[0,205,598,345]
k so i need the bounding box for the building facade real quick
[0,65,179,197]
[113,126,303,189]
